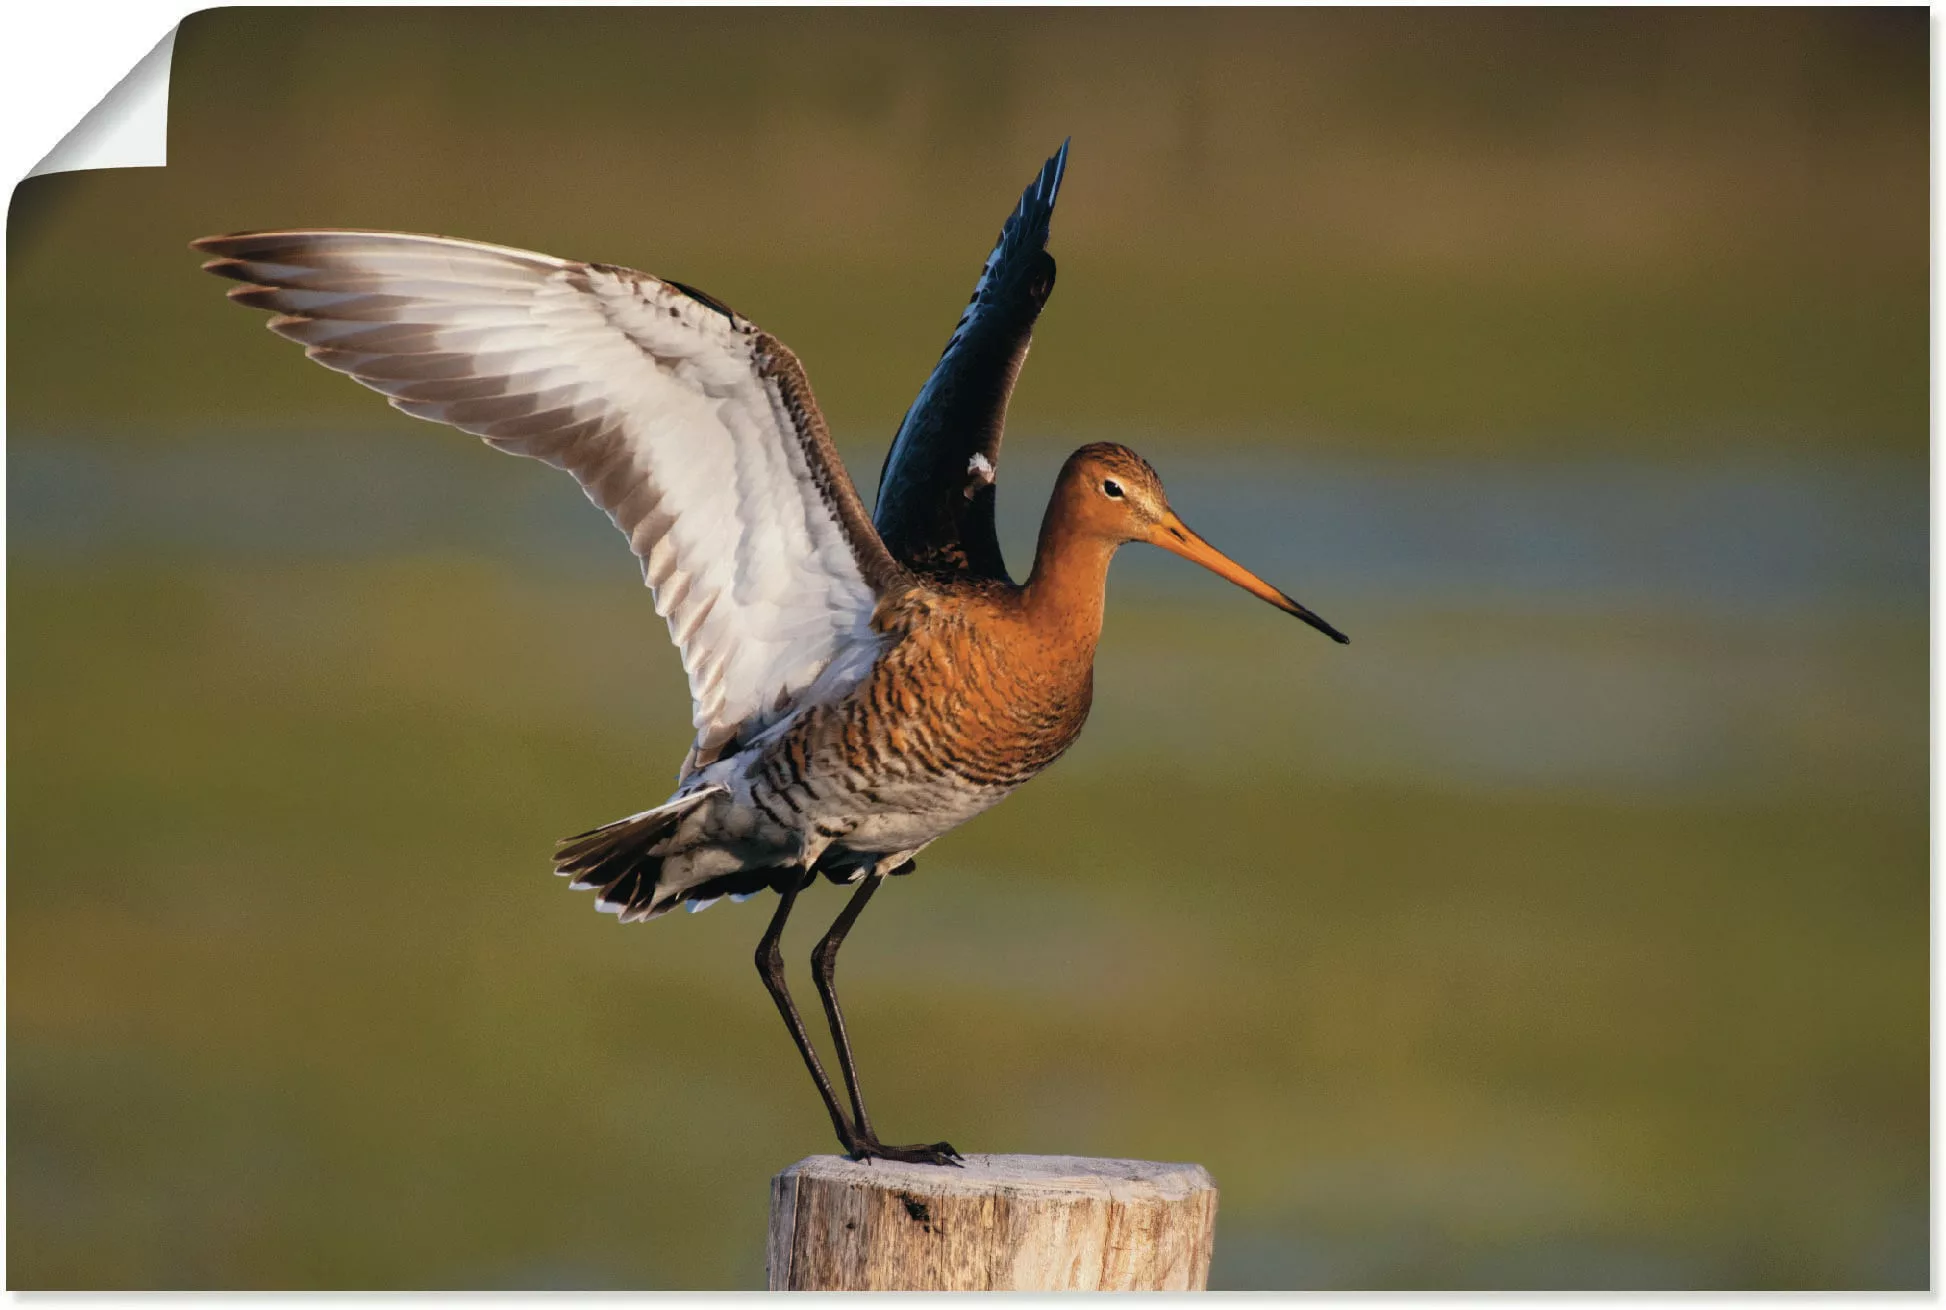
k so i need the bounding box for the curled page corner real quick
[27,26,177,178]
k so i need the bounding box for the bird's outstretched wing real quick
[195,229,907,773]
[872,140,1069,581]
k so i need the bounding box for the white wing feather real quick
[196,230,905,766]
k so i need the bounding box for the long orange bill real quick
[1149,514,1349,644]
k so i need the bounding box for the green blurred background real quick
[8,6,1927,1290]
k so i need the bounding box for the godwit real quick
[193,141,1346,1166]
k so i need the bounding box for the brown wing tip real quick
[194,232,312,278]
[200,256,262,284]
[190,232,262,256]
[191,230,333,265]
[225,285,287,311]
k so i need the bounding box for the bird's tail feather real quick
[553,787,725,923]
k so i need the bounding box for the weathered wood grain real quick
[766,1153,1218,1290]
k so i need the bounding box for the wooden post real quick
[766,1153,1218,1291]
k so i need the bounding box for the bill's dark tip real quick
[1309,620,1351,645]
[1283,595,1349,644]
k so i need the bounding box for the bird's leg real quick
[755,872,861,1155]
[811,870,884,1139]
[809,861,963,1168]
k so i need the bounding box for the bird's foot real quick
[847,1138,964,1167]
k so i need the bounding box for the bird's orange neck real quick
[1019,499,1118,658]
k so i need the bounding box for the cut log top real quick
[768,1153,1219,1291]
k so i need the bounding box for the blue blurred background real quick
[8,7,1926,1289]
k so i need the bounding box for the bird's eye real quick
[1102,479,1125,499]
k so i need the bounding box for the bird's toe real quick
[850,1139,964,1168]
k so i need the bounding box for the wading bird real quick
[193,142,1345,1167]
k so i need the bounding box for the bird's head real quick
[1053,442,1348,644]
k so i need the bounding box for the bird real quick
[191,140,1346,1168]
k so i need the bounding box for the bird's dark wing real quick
[872,140,1070,581]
